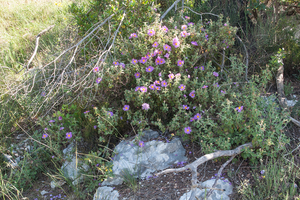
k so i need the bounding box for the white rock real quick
[287,100,298,107]
[40,190,49,196]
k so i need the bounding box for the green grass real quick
[0,0,79,72]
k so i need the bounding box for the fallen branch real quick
[155,142,253,200]
[19,25,55,73]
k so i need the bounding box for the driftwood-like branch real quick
[160,0,181,21]
[155,142,253,200]
[23,25,55,73]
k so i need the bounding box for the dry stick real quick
[204,155,236,200]
[155,142,253,200]
[20,25,55,74]
[160,0,181,21]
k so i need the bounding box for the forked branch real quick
[155,142,253,200]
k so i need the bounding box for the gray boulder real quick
[101,129,188,186]
[180,179,233,200]
[61,142,90,186]
[93,186,120,200]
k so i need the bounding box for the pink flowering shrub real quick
[94,15,289,163]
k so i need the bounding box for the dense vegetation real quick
[0,0,299,199]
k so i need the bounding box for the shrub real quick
[92,14,290,164]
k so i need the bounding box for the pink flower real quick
[236,106,244,112]
[168,73,175,79]
[142,103,150,110]
[132,59,138,65]
[181,31,188,37]
[152,42,159,48]
[181,25,187,30]
[173,37,180,48]
[177,60,184,67]
[148,29,155,36]
[161,26,168,33]
[93,67,99,72]
[191,41,198,46]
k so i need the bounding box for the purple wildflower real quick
[139,141,145,147]
[161,80,168,87]
[93,67,99,72]
[152,42,159,48]
[181,31,188,37]
[221,90,226,94]
[120,63,125,68]
[200,66,205,70]
[163,44,171,52]
[129,33,138,39]
[173,37,180,48]
[164,53,169,58]
[148,29,155,36]
[123,105,130,111]
[213,72,219,77]
[142,103,150,110]
[189,90,195,98]
[45,128,48,131]
[182,105,189,110]
[177,60,184,67]
[132,59,138,65]
[49,120,55,123]
[194,113,201,120]
[113,61,119,66]
[168,73,175,79]
[42,133,48,139]
[181,25,187,30]
[146,66,154,72]
[66,132,72,139]
[154,80,160,85]
[190,118,195,122]
[135,86,141,91]
[179,84,186,91]
[58,116,62,121]
[140,57,147,64]
[202,85,208,88]
[185,16,190,19]
[149,84,156,90]
[161,25,168,33]
[140,86,147,93]
[155,86,160,91]
[41,91,46,96]
[224,23,228,26]
[191,41,198,46]
[84,110,90,114]
[188,22,194,26]
[94,125,97,129]
[134,72,141,78]
[236,106,244,112]
[107,111,113,117]
[59,127,64,130]
[96,78,102,84]
[184,127,192,134]
[158,72,162,76]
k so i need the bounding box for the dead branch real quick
[160,0,181,21]
[155,142,253,200]
[22,25,55,73]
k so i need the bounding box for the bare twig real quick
[160,0,181,21]
[204,155,235,199]
[22,25,55,73]
[155,142,253,200]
